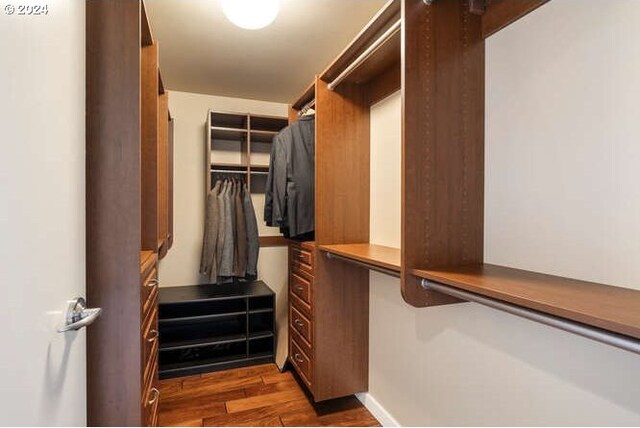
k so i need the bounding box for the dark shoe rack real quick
[158,281,275,379]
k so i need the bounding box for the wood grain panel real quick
[482,0,550,38]
[401,0,485,307]
[259,236,289,247]
[315,78,370,245]
[319,243,400,272]
[367,61,401,106]
[313,248,369,401]
[413,264,640,339]
[141,42,159,252]
[168,117,174,249]
[158,91,169,258]
[86,0,143,425]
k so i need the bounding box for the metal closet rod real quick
[420,279,640,355]
[325,251,401,278]
[298,98,316,116]
[211,169,269,175]
[327,18,402,91]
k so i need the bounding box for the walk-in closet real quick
[4,0,640,426]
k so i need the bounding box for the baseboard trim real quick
[356,393,400,427]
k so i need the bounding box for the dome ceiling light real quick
[220,0,281,30]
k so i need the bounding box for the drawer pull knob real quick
[294,319,304,328]
[294,353,304,363]
[147,388,160,406]
[147,329,159,342]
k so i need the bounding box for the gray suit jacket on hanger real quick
[242,183,260,276]
[264,115,315,237]
[200,180,221,280]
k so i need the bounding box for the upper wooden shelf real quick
[291,81,316,111]
[319,243,400,274]
[320,0,400,88]
[412,264,640,340]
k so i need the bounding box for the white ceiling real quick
[145,0,387,103]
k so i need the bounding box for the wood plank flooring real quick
[158,364,381,427]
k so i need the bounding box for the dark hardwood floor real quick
[158,364,381,427]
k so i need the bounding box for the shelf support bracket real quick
[420,279,640,355]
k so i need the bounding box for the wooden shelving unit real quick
[206,111,287,195]
[319,244,400,275]
[158,281,276,379]
[413,264,640,340]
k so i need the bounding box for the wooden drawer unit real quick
[288,242,315,389]
[290,305,312,344]
[291,272,311,305]
[290,338,312,387]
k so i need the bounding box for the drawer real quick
[290,272,311,305]
[142,305,159,388]
[142,376,160,427]
[289,323,312,357]
[290,304,312,344]
[291,261,314,281]
[291,246,313,276]
[291,246,313,265]
[289,291,311,319]
[142,267,158,317]
[290,338,312,387]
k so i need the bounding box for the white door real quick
[0,2,87,425]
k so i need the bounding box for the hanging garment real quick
[233,180,248,278]
[264,114,315,238]
[218,180,235,277]
[200,180,221,280]
[215,181,227,275]
[242,183,260,277]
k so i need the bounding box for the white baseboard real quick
[356,392,400,427]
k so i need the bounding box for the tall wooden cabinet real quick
[286,0,483,402]
[86,0,174,425]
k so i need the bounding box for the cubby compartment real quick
[160,315,246,350]
[159,298,246,321]
[159,341,247,371]
[249,295,274,311]
[249,311,274,335]
[250,115,288,132]
[211,112,248,130]
[249,336,275,357]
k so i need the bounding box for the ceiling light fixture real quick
[220,0,280,30]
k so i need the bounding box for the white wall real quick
[366,1,640,425]
[161,90,290,366]
[0,2,87,425]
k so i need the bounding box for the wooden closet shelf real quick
[319,243,401,274]
[292,81,316,111]
[412,264,640,340]
[250,130,278,144]
[210,126,248,141]
[259,236,289,247]
[320,0,400,87]
[210,163,248,171]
